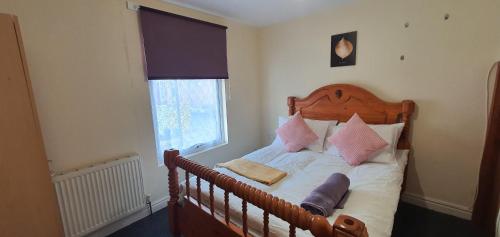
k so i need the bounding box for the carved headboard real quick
[288,84,415,149]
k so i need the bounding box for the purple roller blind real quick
[139,7,228,80]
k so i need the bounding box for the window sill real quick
[157,142,228,167]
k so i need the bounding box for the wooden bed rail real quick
[165,149,368,237]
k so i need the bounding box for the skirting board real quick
[401,192,472,220]
[86,195,169,237]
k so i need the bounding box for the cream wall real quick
[0,0,261,203]
[259,0,500,211]
[2,0,499,219]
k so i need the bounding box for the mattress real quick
[185,145,408,237]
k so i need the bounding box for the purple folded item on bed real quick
[300,173,350,217]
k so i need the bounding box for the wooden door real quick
[0,14,63,237]
[472,62,500,237]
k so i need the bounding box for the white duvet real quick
[185,145,408,237]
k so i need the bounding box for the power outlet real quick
[145,194,151,203]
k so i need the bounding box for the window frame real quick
[148,79,228,166]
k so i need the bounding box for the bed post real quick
[400,100,415,193]
[400,100,415,149]
[164,149,180,237]
[333,215,368,237]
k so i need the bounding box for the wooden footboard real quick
[165,149,368,237]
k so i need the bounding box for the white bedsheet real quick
[185,145,408,237]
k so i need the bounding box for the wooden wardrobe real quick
[0,14,63,236]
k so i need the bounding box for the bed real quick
[164,84,415,237]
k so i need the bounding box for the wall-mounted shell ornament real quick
[335,37,354,60]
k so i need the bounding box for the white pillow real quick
[325,123,405,163]
[272,116,336,153]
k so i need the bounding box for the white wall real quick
[259,0,500,213]
[0,0,261,203]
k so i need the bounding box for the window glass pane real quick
[149,79,224,159]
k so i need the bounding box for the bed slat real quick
[209,182,214,215]
[196,176,201,207]
[242,199,248,236]
[224,190,230,225]
[185,170,190,199]
[263,210,269,237]
[289,224,296,237]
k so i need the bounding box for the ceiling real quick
[162,0,349,27]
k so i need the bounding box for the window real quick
[139,7,229,163]
[149,79,226,162]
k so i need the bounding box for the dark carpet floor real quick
[108,202,481,237]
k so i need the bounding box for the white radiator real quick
[52,155,146,237]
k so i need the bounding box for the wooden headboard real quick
[288,84,415,149]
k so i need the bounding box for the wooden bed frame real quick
[165,84,415,237]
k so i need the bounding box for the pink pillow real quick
[327,114,388,166]
[276,113,319,152]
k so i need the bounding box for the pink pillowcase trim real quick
[327,113,388,166]
[276,113,319,152]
